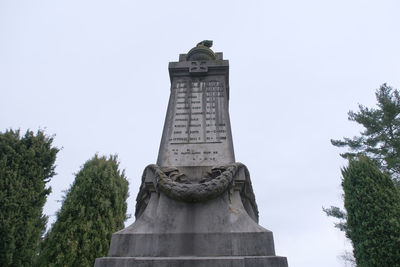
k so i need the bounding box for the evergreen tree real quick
[332,83,400,186]
[325,84,400,232]
[0,129,58,266]
[342,156,400,266]
[325,84,400,264]
[37,155,129,267]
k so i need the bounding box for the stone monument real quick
[95,41,289,267]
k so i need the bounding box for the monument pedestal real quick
[95,164,288,267]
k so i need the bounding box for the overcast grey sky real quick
[1,1,400,266]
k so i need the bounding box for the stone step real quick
[95,256,289,267]
[108,232,276,257]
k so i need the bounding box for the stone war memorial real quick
[95,41,289,267]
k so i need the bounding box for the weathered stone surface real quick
[94,42,288,267]
[95,256,289,267]
[157,56,235,167]
[134,163,259,223]
[105,166,269,258]
[95,164,288,266]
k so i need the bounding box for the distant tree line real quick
[0,129,129,267]
[326,84,400,266]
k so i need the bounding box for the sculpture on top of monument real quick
[197,40,213,47]
[186,40,216,61]
[95,41,289,267]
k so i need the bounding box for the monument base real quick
[95,256,288,267]
[95,164,288,267]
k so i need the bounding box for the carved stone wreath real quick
[155,165,238,203]
[135,163,259,222]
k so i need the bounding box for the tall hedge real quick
[0,129,58,266]
[342,156,400,266]
[37,155,129,267]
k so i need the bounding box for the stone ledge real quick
[95,256,288,267]
[108,232,275,257]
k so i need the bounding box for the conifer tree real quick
[0,129,58,266]
[342,156,400,266]
[332,83,400,186]
[37,155,129,267]
[325,84,400,264]
[325,84,400,231]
